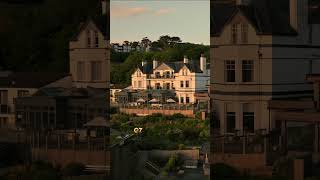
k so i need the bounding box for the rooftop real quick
[0,72,70,88]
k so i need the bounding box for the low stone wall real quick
[119,108,195,117]
[32,148,110,167]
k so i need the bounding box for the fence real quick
[212,134,266,154]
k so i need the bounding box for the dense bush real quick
[110,113,209,149]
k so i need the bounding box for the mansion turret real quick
[131,55,210,104]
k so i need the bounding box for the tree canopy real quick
[111,36,209,84]
[0,0,100,72]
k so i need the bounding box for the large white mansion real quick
[131,55,210,104]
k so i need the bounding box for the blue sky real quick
[110,0,210,45]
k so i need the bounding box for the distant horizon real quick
[110,0,210,45]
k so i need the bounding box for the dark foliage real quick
[0,0,100,72]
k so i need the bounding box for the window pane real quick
[243,112,254,133]
[231,24,238,44]
[226,112,236,133]
[225,60,235,82]
[241,24,248,43]
[87,30,91,48]
[242,60,253,82]
[94,31,99,48]
[77,62,85,80]
[91,61,102,80]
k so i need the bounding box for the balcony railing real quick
[147,75,175,79]
[0,104,11,114]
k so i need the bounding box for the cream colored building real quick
[211,0,320,134]
[69,1,110,89]
[131,55,210,104]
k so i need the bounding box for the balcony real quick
[0,104,11,114]
[147,75,175,79]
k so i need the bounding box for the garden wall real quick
[119,108,195,117]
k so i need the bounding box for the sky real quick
[110,0,210,45]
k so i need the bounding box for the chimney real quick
[200,54,206,72]
[183,55,189,64]
[101,0,107,15]
[153,59,158,69]
[141,61,147,67]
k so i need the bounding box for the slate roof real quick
[137,63,153,74]
[0,72,69,88]
[137,60,203,74]
[211,0,298,36]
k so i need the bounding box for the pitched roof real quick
[71,14,108,41]
[0,72,69,88]
[211,0,297,36]
[34,86,105,98]
[137,60,203,74]
[165,61,203,73]
[137,63,153,74]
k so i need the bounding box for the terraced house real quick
[211,0,320,135]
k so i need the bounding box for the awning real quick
[149,98,159,103]
[166,98,176,103]
[136,98,146,103]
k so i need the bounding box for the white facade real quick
[211,0,320,134]
[131,56,210,104]
[112,43,143,53]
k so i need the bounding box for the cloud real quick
[111,6,149,18]
[154,8,176,16]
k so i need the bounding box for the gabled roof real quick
[0,72,70,88]
[137,60,204,74]
[211,0,297,37]
[137,63,153,74]
[71,14,107,41]
[166,61,203,73]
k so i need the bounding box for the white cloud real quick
[111,6,149,18]
[154,8,176,16]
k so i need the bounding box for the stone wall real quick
[120,108,195,117]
